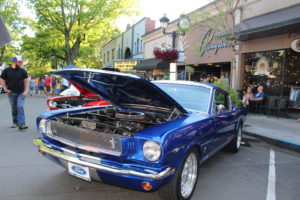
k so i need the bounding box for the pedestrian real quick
[51,76,57,96]
[29,76,36,96]
[45,75,51,95]
[0,56,29,130]
[203,74,212,83]
[38,76,45,96]
[35,77,39,94]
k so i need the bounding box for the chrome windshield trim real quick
[33,139,175,180]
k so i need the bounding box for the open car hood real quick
[51,69,187,114]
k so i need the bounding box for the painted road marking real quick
[276,138,300,147]
[266,149,276,200]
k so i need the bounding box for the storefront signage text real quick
[114,61,137,72]
[199,29,232,57]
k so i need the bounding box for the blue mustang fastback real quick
[33,69,247,200]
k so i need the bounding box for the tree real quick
[0,0,25,64]
[28,0,138,65]
[189,0,245,52]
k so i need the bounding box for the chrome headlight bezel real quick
[48,101,57,108]
[39,119,52,135]
[143,141,162,161]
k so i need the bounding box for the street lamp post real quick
[159,14,191,48]
[159,14,191,80]
[159,15,176,48]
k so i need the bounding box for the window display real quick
[244,49,300,99]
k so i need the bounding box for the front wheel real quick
[159,148,199,200]
[226,125,242,153]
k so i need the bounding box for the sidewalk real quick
[243,114,300,153]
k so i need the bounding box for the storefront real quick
[238,3,300,112]
[180,26,233,83]
[134,58,170,80]
[177,62,231,82]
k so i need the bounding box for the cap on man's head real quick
[12,56,24,62]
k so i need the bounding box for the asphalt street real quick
[0,94,299,200]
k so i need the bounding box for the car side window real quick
[213,89,229,114]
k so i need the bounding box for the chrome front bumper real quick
[33,138,175,180]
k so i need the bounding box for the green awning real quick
[135,58,170,70]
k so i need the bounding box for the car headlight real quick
[39,119,52,135]
[143,141,162,161]
[48,101,57,108]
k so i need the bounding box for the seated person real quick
[242,87,253,107]
[249,86,265,113]
[252,86,265,101]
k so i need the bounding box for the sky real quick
[116,0,212,31]
[20,0,212,34]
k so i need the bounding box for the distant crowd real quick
[28,75,69,96]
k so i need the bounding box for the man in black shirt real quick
[0,56,29,130]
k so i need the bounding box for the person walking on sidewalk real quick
[0,56,29,130]
[29,76,36,96]
[45,75,51,96]
[38,76,45,96]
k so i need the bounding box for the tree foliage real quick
[0,0,26,64]
[213,80,242,107]
[189,0,245,42]
[27,0,138,66]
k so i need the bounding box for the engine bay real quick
[50,96,102,109]
[51,107,173,137]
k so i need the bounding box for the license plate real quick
[68,162,91,182]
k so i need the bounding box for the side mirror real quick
[217,104,225,114]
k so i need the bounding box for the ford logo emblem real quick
[71,166,87,175]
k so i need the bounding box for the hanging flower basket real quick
[153,47,179,62]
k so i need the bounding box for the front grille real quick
[49,120,122,155]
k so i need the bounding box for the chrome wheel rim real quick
[180,152,198,198]
[236,127,242,149]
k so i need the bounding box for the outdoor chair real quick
[276,97,288,119]
[259,96,278,117]
[250,99,263,115]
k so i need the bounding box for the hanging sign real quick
[291,39,300,53]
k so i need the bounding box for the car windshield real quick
[155,83,211,113]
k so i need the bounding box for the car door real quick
[212,89,236,147]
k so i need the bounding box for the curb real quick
[243,131,300,153]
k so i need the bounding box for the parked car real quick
[33,69,247,200]
[102,66,120,72]
[47,81,109,110]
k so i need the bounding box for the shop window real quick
[112,49,115,60]
[244,50,285,96]
[134,42,136,54]
[244,49,300,99]
[118,48,121,59]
